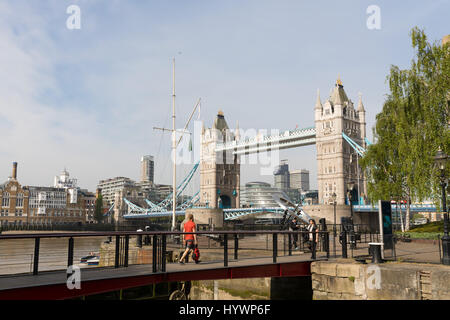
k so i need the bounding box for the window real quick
[2,193,10,207]
[16,193,24,208]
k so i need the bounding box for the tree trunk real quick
[398,201,405,233]
[405,196,411,231]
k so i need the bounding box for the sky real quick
[0,0,449,193]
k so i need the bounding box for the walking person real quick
[307,219,319,259]
[289,216,300,249]
[179,213,197,264]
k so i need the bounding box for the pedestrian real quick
[289,216,300,249]
[179,213,197,264]
[307,219,319,259]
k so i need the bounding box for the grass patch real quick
[394,221,445,239]
[409,221,444,233]
[395,231,443,240]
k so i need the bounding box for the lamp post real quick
[434,148,449,265]
[347,182,356,249]
[332,192,337,258]
[347,182,355,219]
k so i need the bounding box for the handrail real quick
[0,230,329,240]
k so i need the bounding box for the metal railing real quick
[0,230,330,277]
[335,230,444,264]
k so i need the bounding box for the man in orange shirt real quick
[179,213,197,264]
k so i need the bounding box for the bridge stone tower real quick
[315,78,367,205]
[200,110,240,208]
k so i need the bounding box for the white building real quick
[97,177,136,205]
[54,169,78,204]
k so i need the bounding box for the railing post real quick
[33,237,40,275]
[115,235,120,268]
[288,233,292,256]
[234,233,238,260]
[152,235,158,273]
[224,234,228,267]
[341,230,347,258]
[67,237,74,269]
[124,235,129,267]
[273,233,278,263]
[325,232,330,259]
[161,234,167,272]
[439,235,442,263]
[392,235,396,261]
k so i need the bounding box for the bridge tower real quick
[200,110,240,208]
[315,78,367,205]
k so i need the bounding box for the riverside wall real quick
[311,260,450,300]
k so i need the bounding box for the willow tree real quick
[361,27,450,231]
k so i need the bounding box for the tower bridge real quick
[199,78,367,210]
[120,78,437,222]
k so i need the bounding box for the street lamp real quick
[332,192,337,258]
[434,147,449,265]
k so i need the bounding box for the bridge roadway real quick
[0,255,318,300]
[122,203,437,220]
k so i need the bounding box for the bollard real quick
[144,226,151,245]
[369,243,383,263]
[136,229,143,248]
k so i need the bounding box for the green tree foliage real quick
[361,28,450,231]
[94,193,104,223]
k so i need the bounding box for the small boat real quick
[86,257,100,266]
[80,252,99,263]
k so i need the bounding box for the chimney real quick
[12,162,17,180]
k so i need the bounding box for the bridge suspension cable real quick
[342,132,367,157]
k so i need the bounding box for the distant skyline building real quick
[290,169,310,192]
[140,155,154,184]
[273,160,290,191]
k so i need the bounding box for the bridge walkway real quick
[0,255,320,300]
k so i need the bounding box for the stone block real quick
[311,276,326,291]
[312,290,329,300]
[336,263,361,278]
[326,276,356,294]
[353,278,367,299]
[365,268,419,300]
[431,270,450,299]
[311,261,337,276]
[325,292,343,300]
[341,292,362,300]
